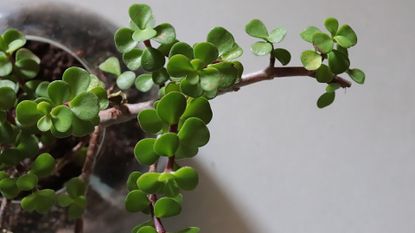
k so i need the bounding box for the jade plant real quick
[0,3,365,233]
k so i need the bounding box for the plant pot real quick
[0,2,149,233]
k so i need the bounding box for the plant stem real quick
[99,100,154,127]
[0,198,8,228]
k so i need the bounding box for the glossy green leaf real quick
[57,194,73,208]
[62,67,91,98]
[138,109,163,134]
[200,67,220,92]
[70,92,99,121]
[274,48,291,66]
[142,47,165,72]
[169,42,193,59]
[65,177,86,198]
[2,28,26,53]
[127,171,142,191]
[181,97,212,124]
[156,91,187,125]
[153,23,176,45]
[245,19,269,39]
[207,27,235,56]
[221,43,243,61]
[324,17,339,36]
[137,172,162,194]
[167,54,194,77]
[178,117,210,147]
[312,32,333,53]
[16,100,43,127]
[135,73,154,92]
[68,196,86,219]
[301,50,322,71]
[180,79,203,98]
[0,79,17,92]
[317,92,335,108]
[116,71,136,90]
[14,48,40,79]
[35,81,50,98]
[193,42,218,66]
[123,48,143,70]
[99,57,121,76]
[315,64,334,83]
[31,153,55,177]
[152,68,170,85]
[326,83,341,92]
[21,194,37,211]
[16,173,38,191]
[51,105,73,133]
[134,138,160,165]
[132,27,157,42]
[251,41,272,56]
[154,197,181,218]
[0,178,19,199]
[347,68,365,84]
[268,27,287,43]
[48,80,71,105]
[328,50,350,74]
[0,87,16,110]
[71,116,95,137]
[154,133,179,157]
[114,28,137,53]
[300,26,320,42]
[129,4,153,30]
[37,115,52,132]
[159,173,180,197]
[89,86,109,110]
[0,52,12,77]
[334,24,357,48]
[174,166,198,191]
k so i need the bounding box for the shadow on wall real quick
[83,155,254,233]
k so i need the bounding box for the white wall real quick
[4,0,415,232]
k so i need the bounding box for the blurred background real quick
[1,0,415,233]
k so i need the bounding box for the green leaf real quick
[99,57,121,76]
[347,68,365,84]
[132,27,157,42]
[174,227,201,233]
[169,42,194,59]
[200,67,220,92]
[138,109,163,134]
[207,27,235,56]
[334,24,357,48]
[137,172,162,194]
[65,177,86,198]
[0,79,17,91]
[165,82,180,94]
[0,178,19,199]
[328,50,350,74]
[37,116,52,132]
[142,47,165,72]
[158,173,180,197]
[135,73,154,92]
[315,64,334,83]
[16,173,38,191]
[300,26,320,42]
[324,17,339,36]
[134,138,160,165]
[0,52,12,77]
[89,86,109,110]
[156,91,187,125]
[221,43,243,61]
[16,100,43,127]
[181,97,212,124]
[70,92,99,121]
[178,117,210,147]
[129,4,153,30]
[326,83,341,92]
[268,27,287,43]
[36,101,51,115]
[245,19,269,39]
[0,87,16,110]
[154,197,181,218]
[317,92,335,108]
[180,79,203,98]
[2,28,26,53]
[21,194,37,211]
[173,166,198,191]
[62,67,91,98]
[114,28,137,53]
[57,194,73,207]
[154,133,179,157]
[51,105,73,133]
[153,23,176,45]
[312,32,333,54]
[35,189,57,214]
[274,48,291,66]
[116,71,136,90]
[301,50,322,71]
[251,41,272,56]
[152,68,170,85]
[167,54,194,77]
[123,48,143,70]
[35,81,50,98]
[71,116,95,137]
[135,226,157,233]
[68,196,86,219]
[127,171,142,191]
[14,48,40,79]
[193,42,219,65]
[125,190,150,213]
[48,80,71,105]
[31,153,55,177]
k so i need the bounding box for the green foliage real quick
[125,190,149,212]
[317,92,336,108]
[134,138,160,165]
[99,56,121,76]
[31,153,55,177]
[154,197,182,218]
[301,50,322,71]
[156,92,187,125]
[154,133,180,157]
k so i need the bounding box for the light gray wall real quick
[4,0,415,232]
